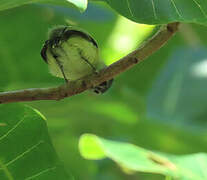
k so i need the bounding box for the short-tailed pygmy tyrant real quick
[41,26,113,94]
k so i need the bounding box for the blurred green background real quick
[1,1,207,179]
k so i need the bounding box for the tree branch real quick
[0,22,179,104]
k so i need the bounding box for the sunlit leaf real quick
[102,15,155,64]
[66,0,88,12]
[79,134,207,180]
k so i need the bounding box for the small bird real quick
[41,26,113,94]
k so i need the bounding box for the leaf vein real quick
[5,141,44,167]
[192,0,207,18]
[0,115,27,141]
[25,166,56,180]
[151,0,158,19]
[126,0,134,17]
[170,0,182,18]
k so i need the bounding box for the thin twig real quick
[0,22,179,104]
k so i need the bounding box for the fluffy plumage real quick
[41,26,113,93]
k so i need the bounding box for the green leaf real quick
[79,134,207,179]
[0,104,72,180]
[0,0,87,12]
[103,0,207,25]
